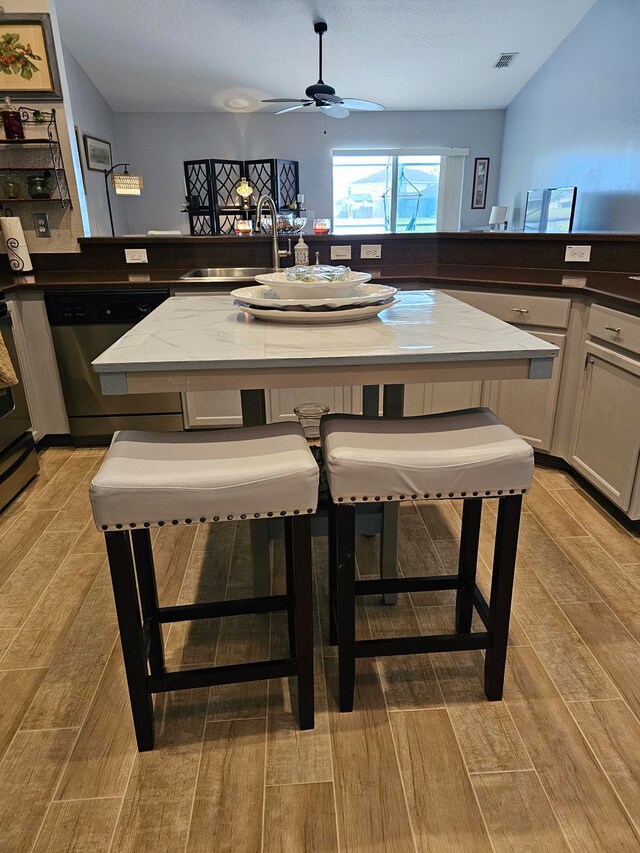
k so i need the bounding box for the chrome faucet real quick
[256,195,291,269]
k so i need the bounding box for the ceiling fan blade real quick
[262,98,311,103]
[314,93,342,105]
[339,98,384,111]
[275,104,309,115]
[320,104,350,119]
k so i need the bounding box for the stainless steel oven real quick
[45,289,183,442]
[0,299,39,512]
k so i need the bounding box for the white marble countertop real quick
[92,290,558,374]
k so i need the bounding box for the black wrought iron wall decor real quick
[183,157,299,235]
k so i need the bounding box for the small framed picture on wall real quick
[471,157,490,209]
[83,134,112,172]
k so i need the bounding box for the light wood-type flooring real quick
[1,446,640,851]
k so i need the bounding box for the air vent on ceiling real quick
[494,52,519,69]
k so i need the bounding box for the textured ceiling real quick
[55,0,596,112]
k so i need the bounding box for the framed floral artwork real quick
[0,13,62,100]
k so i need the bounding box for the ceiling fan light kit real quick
[262,20,384,120]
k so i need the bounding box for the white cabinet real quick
[570,341,640,512]
[182,390,243,428]
[267,386,356,422]
[484,331,565,451]
[404,381,484,416]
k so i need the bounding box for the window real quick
[332,148,468,234]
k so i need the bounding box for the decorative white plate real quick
[254,270,371,298]
[231,283,397,310]
[238,299,398,324]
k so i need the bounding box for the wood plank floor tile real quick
[0,552,104,669]
[186,717,265,853]
[510,567,581,644]
[556,536,640,642]
[263,782,339,853]
[534,467,578,490]
[21,583,118,729]
[164,524,235,668]
[72,518,107,555]
[0,509,57,589]
[532,633,620,701]
[472,770,570,852]
[414,499,461,540]
[0,629,16,658]
[569,699,640,829]
[30,797,122,853]
[110,687,209,853]
[56,646,138,800]
[515,515,602,603]
[27,456,98,513]
[153,524,198,605]
[416,606,532,774]
[552,487,640,564]
[399,516,454,606]
[207,612,270,721]
[48,458,103,533]
[525,481,588,539]
[325,658,415,853]
[266,614,333,786]
[504,645,640,850]
[364,593,444,711]
[0,667,46,760]
[0,728,77,853]
[390,709,492,852]
[560,601,640,721]
[0,529,79,630]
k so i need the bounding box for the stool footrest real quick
[157,594,290,624]
[355,576,459,596]
[148,658,297,693]
[356,632,490,659]
[473,587,490,628]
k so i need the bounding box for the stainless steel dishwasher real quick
[45,289,183,442]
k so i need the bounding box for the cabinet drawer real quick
[439,289,571,328]
[588,304,640,355]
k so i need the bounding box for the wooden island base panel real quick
[1,449,640,850]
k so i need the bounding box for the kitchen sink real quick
[179,267,276,282]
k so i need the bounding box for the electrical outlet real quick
[330,245,351,261]
[33,213,51,237]
[125,248,148,264]
[361,244,382,259]
[565,245,591,262]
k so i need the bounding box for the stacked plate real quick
[232,273,398,324]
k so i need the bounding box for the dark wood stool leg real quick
[131,529,165,678]
[484,495,522,701]
[291,514,314,730]
[105,531,154,751]
[455,498,483,634]
[337,503,357,712]
[284,517,296,658]
[328,501,338,645]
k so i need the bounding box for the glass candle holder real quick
[312,218,331,235]
[293,402,330,441]
[234,218,253,235]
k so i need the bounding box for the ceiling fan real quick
[262,21,384,119]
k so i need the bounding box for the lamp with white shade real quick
[489,206,508,231]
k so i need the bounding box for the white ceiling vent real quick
[494,52,519,68]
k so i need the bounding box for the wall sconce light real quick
[104,163,143,235]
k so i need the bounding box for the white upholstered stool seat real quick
[90,423,319,531]
[320,407,533,503]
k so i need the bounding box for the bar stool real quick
[320,408,533,712]
[90,423,319,750]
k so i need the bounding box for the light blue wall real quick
[498,0,640,231]
[62,44,128,236]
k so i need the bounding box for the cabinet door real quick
[570,342,640,511]
[485,331,565,451]
[183,390,242,428]
[267,387,354,422]
[404,381,483,416]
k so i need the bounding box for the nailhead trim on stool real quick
[330,488,527,505]
[98,507,317,532]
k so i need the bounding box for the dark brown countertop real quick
[2,263,640,308]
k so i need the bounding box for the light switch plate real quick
[361,244,382,259]
[33,213,51,237]
[565,245,591,262]
[125,248,148,264]
[330,245,351,260]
